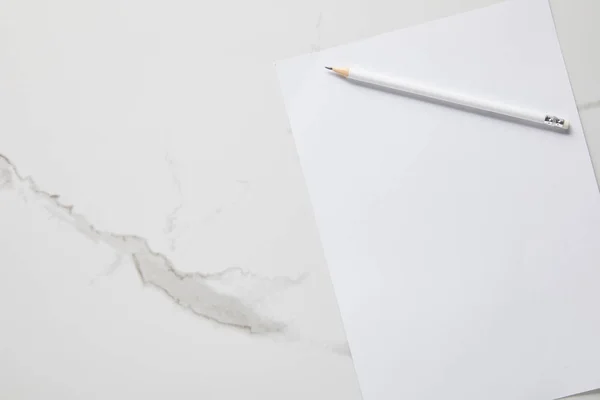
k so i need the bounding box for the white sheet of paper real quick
[276,1,600,399]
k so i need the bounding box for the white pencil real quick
[325,66,569,131]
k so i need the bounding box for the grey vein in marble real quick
[195,179,250,227]
[0,153,306,334]
[579,99,600,111]
[163,152,185,251]
[311,12,323,52]
[163,161,251,252]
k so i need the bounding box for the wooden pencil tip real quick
[327,67,350,77]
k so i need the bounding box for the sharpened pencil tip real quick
[324,66,332,70]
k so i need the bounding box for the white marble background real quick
[0,0,598,398]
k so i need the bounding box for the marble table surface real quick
[0,0,598,398]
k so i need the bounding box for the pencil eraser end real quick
[563,119,570,130]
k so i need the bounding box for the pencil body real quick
[328,67,569,131]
